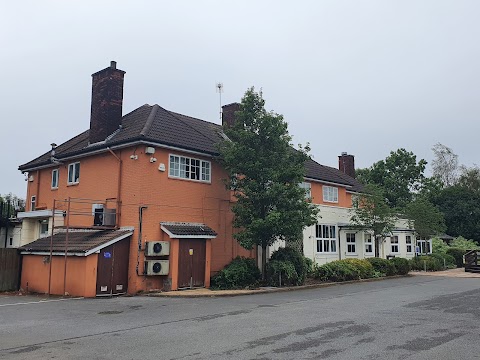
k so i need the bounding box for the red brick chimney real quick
[89,61,126,144]
[338,152,355,178]
[222,103,241,128]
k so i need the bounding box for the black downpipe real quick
[136,206,148,275]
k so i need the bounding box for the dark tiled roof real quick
[18,103,361,191]
[160,222,217,238]
[19,229,132,255]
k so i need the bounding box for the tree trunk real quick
[261,244,267,281]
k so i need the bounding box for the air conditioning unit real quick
[93,207,116,227]
[145,260,169,275]
[145,241,170,256]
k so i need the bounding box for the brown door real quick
[96,238,130,296]
[96,245,114,296]
[178,239,206,289]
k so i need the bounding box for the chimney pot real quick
[110,61,117,69]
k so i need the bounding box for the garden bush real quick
[366,257,396,276]
[266,259,298,286]
[446,248,465,268]
[409,256,442,271]
[269,247,308,285]
[303,257,315,277]
[313,260,361,282]
[389,257,410,275]
[429,252,456,269]
[211,256,261,290]
[343,259,374,278]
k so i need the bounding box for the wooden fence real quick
[0,248,21,291]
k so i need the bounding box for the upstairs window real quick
[67,162,80,184]
[169,154,211,183]
[30,195,36,211]
[323,186,338,203]
[299,182,311,199]
[391,236,399,253]
[346,233,356,254]
[51,169,59,189]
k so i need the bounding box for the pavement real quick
[149,268,479,298]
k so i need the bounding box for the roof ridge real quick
[140,104,159,136]
[168,110,221,128]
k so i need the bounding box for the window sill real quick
[51,187,58,191]
[168,175,211,185]
[67,182,79,187]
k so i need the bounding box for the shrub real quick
[366,257,396,276]
[269,247,308,285]
[303,257,315,277]
[432,237,449,254]
[450,237,480,251]
[343,259,374,278]
[409,256,442,271]
[211,257,261,290]
[390,257,410,275]
[446,248,465,268]
[313,260,360,282]
[429,252,456,269]
[266,260,298,286]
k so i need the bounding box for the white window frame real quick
[406,235,413,254]
[364,233,373,254]
[39,219,49,238]
[67,162,80,185]
[416,237,432,255]
[346,233,356,254]
[169,154,211,183]
[315,224,337,254]
[299,182,311,199]
[51,169,59,189]
[30,195,36,211]
[390,235,399,254]
[322,186,338,203]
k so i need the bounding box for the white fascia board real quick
[304,177,353,189]
[84,231,133,256]
[17,210,64,219]
[160,225,216,239]
[20,251,85,256]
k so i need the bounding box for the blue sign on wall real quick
[104,252,112,258]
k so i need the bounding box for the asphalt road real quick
[1,276,480,359]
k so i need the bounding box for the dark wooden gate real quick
[178,239,206,289]
[96,238,130,296]
[0,249,21,291]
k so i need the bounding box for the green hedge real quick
[211,257,261,290]
[390,257,410,275]
[266,260,298,286]
[343,259,374,278]
[313,260,361,282]
[409,256,442,271]
[446,248,465,268]
[366,257,396,276]
[429,252,456,268]
[269,247,308,286]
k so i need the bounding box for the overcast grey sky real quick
[2,1,479,198]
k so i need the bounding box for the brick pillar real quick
[221,103,240,128]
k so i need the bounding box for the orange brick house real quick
[17,61,409,297]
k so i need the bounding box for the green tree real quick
[219,88,319,277]
[457,166,480,192]
[356,149,427,209]
[450,236,480,250]
[350,184,397,257]
[432,186,480,243]
[404,198,446,239]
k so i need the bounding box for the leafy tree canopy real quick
[431,143,459,187]
[356,148,427,209]
[431,186,480,243]
[403,198,446,238]
[219,88,319,275]
[350,184,397,251]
